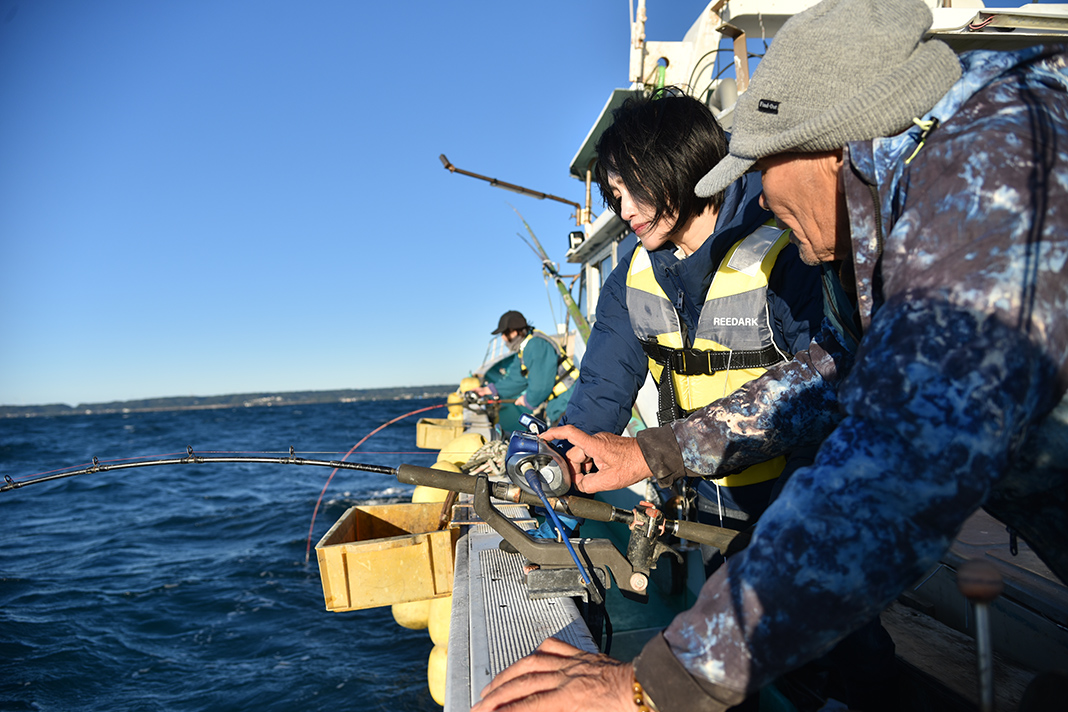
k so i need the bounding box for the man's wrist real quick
[635,426,687,486]
[634,633,747,712]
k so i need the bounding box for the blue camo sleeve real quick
[662,293,1062,693]
[668,326,849,478]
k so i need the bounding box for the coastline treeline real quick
[0,385,456,418]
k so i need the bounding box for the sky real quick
[1,0,714,406]
[0,0,1031,407]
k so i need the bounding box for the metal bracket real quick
[471,474,662,602]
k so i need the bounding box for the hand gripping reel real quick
[503,414,571,497]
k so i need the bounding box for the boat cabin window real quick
[596,254,612,292]
[577,269,588,322]
[579,232,638,326]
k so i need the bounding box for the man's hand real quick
[471,637,634,712]
[540,425,653,493]
[562,443,593,479]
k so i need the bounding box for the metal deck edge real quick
[463,529,598,708]
[443,534,472,712]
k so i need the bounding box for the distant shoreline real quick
[0,385,456,418]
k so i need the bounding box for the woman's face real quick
[607,173,676,251]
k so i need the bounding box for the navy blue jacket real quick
[561,172,824,435]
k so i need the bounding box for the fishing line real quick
[4,401,451,565]
[5,401,459,564]
[303,402,446,562]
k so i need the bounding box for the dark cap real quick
[492,310,528,335]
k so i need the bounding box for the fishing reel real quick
[503,414,571,497]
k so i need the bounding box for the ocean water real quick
[0,399,445,712]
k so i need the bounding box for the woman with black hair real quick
[560,89,824,546]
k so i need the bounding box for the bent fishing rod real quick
[0,446,398,492]
[1,447,735,550]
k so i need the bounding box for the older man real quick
[471,1,1068,711]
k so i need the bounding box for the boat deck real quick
[444,500,1068,711]
[444,502,598,712]
[888,509,1068,710]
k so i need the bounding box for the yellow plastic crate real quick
[416,417,465,450]
[315,502,458,612]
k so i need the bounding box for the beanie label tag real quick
[757,99,780,115]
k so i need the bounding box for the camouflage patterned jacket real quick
[633,45,1068,711]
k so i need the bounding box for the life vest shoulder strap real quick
[519,330,578,402]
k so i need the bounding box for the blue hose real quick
[522,466,599,597]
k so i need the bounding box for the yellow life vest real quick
[518,330,579,405]
[625,224,791,487]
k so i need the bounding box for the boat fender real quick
[427,644,448,706]
[428,595,451,646]
[411,485,450,503]
[391,600,430,630]
[446,391,465,420]
[412,461,459,502]
[436,432,487,467]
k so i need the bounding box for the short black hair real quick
[594,89,728,240]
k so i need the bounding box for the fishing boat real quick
[312,2,1068,710]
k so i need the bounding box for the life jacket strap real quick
[656,368,683,425]
[641,339,787,376]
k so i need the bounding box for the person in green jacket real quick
[477,310,577,433]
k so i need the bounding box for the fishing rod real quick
[512,205,592,343]
[1,448,735,551]
[436,151,594,340]
[439,154,587,225]
[4,424,740,604]
[0,446,397,493]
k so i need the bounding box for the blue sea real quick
[0,399,445,712]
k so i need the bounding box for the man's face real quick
[503,328,524,351]
[756,151,847,266]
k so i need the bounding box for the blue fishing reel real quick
[504,414,571,497]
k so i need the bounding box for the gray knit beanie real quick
[695,0,962,197]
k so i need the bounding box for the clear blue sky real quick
[0,0,1028,406]
[1,0,709,406]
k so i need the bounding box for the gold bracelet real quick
[632,677,658,712]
